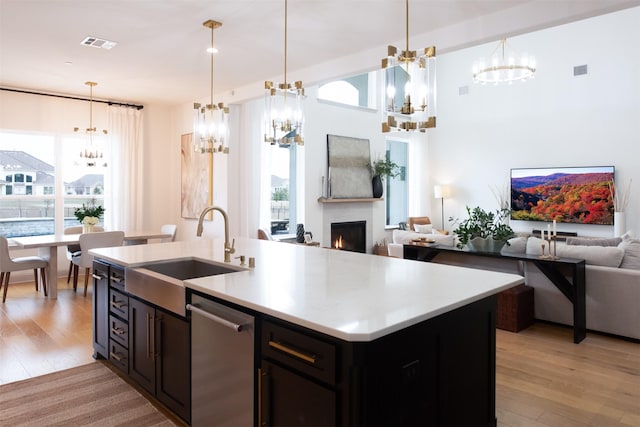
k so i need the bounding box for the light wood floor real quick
[1,279,639,426]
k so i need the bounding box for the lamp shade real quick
[434,184,450,199]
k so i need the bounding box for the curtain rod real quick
[0,87,144,110]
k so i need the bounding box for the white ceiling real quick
[1,0,638,106]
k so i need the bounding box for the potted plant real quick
[450,206,515,252]
[370,157,400,198]
[74,199,105,232]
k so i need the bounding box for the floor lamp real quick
[434,185,450,230]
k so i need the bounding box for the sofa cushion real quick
[618,236,640,270]
[566,236,622,246]
[413,223,433,233]
[391,229,454,247]
[500,237,527,255]
[526,237,624,267]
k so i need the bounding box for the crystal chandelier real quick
[472,38,536,85]
[193,20,229,154]
[264,0,304,146]
[74,81,107,167]
[381,0,436,133]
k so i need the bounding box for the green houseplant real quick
[370,158,400,198]
[450,206,515,251]
[74,199,105,231]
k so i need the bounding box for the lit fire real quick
[334,235,343,249]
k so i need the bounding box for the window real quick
[318,71,377,109]
[0,131,108,238]
[269,143,297,237]
[385,139,408,227]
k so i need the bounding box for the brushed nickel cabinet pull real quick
[110,300,126,309]
[268,340,316,364]
[111,327,124,335]
[111,276,123,283]
[110,351,122,362]
[92,273,105,280]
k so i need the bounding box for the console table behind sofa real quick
[404,244,586,344]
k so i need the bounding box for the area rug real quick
[0,362,175,426]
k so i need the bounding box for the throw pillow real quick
[501,237,527,255]
[566,237,622,246]
[618,236,640,270]
[414,223,433,234]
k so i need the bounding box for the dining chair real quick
[65,225,103,284]
[160,224,177,242]
[71,231,124,297]
[0,236,49,303]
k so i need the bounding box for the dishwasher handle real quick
[186,303,247,332]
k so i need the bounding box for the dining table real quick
[11,230,172,298]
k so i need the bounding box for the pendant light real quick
[472,38,536,85]
[193,19,229,154]
[381,0,437,133]
[74,81,107,167]
[264,0,305,146]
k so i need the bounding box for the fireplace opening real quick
[331,221,366,253]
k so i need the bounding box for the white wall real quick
[430,7,640,237]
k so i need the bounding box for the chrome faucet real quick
[196,206,235,263]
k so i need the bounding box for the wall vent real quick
[573,64,588,76]
[458,85,469,96]
[80,36,117,50]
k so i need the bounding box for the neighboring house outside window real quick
[0,132,108,238]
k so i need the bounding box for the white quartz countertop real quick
[91,237,524,342]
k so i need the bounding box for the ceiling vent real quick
[80,36,117,50]
[573,64,588,76]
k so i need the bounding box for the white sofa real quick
[506,234,640,341]
[392,229,640,341]
[387,229,455,258]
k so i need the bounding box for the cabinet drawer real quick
[110,267,125,292]
[109,315,128,348]
[262,320,336,385]
[109,340,128,373]
[109,289,129,320]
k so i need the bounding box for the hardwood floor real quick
[0,278,94,385]
[1,279,638,426]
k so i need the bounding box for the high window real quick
[0,131,108,237]
[318,71,377,109]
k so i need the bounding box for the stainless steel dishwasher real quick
[187,295,254,427]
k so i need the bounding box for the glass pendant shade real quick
[382,46,436,132]
[264,81,304,145]
[193,101,229,153]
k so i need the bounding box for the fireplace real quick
[331,221,366,253]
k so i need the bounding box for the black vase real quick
[296,224,305,243]
[372,175,383,198]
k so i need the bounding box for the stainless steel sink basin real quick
[142,258,242,280]
[125,258,244,316]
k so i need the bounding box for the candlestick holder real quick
[548,236,559,260]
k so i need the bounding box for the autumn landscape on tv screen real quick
[510,167,615,225]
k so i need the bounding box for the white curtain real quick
[227,99,270,239]
[105,106,144,231]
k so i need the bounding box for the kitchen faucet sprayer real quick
[196,206,235,262]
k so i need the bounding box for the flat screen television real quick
[510,166,615,225]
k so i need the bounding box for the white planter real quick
[614,212,626,237]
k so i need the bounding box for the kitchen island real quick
[91,237,524,426]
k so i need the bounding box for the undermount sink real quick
[141,258,242,280]
[125,258,245,316]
